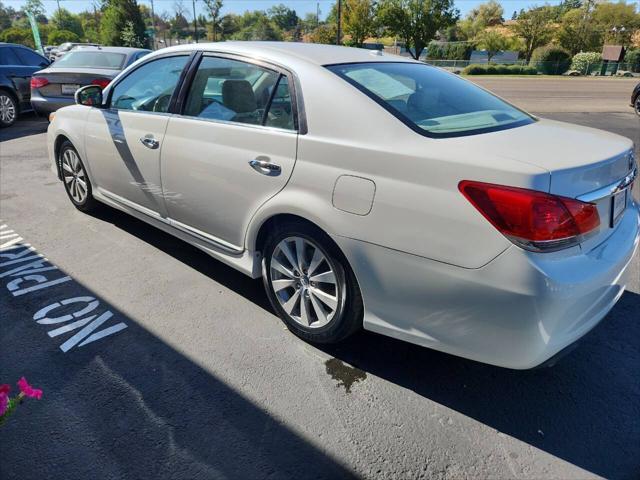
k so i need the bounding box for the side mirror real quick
[75,85,103,107]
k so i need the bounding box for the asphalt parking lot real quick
[1,78,639,479]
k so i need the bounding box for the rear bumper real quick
[334,200,640,369]
[30,91,74,114]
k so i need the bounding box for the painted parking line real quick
[1,221,127,352]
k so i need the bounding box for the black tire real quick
[58,140,99,212]
[634,96,640,117]
[262,220,363,344]
[0,91,18,128]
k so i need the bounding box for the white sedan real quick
[47,42,639,369]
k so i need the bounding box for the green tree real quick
[203,0,224,40]
[458,0,504,40]
[475,29,514,62]
[379,0,459,59]
[51,8,84,38]
[101,0,146,46]
[78,10,102,43]
[593,1,640,46]
[0,1,17,30]
[556,7,600,54]
[511,6,555,61]
[267,4,298,31]
[121,20,144,46]
[231,12,282,41]
[48,29,80,44]
[218,14,239,38]
[343,0,377,47]
[23,0,45,21]
[308,23,338,44]
[0,27,34,47]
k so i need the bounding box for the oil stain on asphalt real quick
[325,358,366,393]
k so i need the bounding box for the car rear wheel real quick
[635,96,640,116]
[0,92,17,128]
[262,221,363,344]
[59,141,98,212]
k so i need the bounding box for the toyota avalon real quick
[47,43,639,369]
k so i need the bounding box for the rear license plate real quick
[61,84,80,95]
[610,189,627,227]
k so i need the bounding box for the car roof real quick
[71,46,149,55]
[152,42,416,67]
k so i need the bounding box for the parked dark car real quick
[632,82,640,116]
[30,46,150,116]
[0,42,50,127]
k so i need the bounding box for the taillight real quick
[91,78,110,89]
[30,77,49,89]
[459,180,600,252]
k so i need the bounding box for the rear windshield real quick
[53,51,126,69]
[327,62,534,137]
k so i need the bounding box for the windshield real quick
[53,51,125,69]
[327,62,534,137]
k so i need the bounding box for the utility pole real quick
[316,2,320,27]
[192,0,198,43]
[150,0,157,50]
[336,0,341,45]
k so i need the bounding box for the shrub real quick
[427,42,473,60]
[624,49,640,73]
[48,29,80,45]
[462,63,486,75]
[571,52,602,74]
[530,45,571,75]
[461,64,538,75]
[0,27,34,48]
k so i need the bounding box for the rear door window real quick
[183,56,296,130]
[14,48,49,67]
[0,48,21,66]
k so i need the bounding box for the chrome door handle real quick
[140,136,159,149]
[249,158,281,176]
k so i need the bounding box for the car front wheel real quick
[0,92,17,128]
[263,221,363,344]
[59,141,98,212]
[635,96,640,116]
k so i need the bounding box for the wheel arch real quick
[53,134,72,180]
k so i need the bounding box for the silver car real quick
[31,46,150,115]
[47,42,639,369]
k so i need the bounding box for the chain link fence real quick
[423,59,640,76]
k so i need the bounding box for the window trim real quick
[103,51,197,115]
[174,51,305,134]
[325,61,536,139]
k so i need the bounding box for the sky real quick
[3,0,566,23]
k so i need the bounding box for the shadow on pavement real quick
[0,114,48,142]
[89,206,640,479]
[1,243,356,479]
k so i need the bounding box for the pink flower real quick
[0,392,8,416]
[0,384,10,395]
[17,377,42,400]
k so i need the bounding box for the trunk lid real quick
[452,117,636,251]
[32,68,117,97]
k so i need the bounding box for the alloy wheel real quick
[61,148,88,204]
[0,94,16,125]
[269,236,340,329]
[635,97,640,116]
